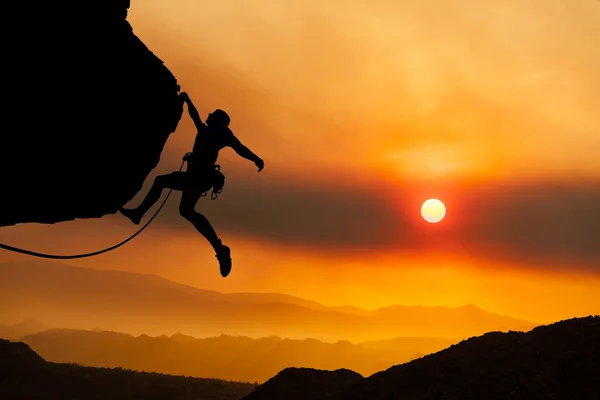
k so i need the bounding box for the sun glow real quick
[421,198,446,223]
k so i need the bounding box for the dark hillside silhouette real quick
[242,368,363,400]
[241,316,600,400]
[0,339,255,400]
[1,0,182,227]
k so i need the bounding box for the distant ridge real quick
[18,328,457,382]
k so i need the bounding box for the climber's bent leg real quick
[179,188,222,250]
[179,188,232,277]
[120,172,187,225]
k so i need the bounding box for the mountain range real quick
[0,261,536,342]
[242,316,600,400]
[17,327,456,383]
[2,316,598,400]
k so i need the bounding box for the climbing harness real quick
[202,164,225,200]
[184,151,226,201]
[0,157,224,260]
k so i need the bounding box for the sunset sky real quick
[2,0,599,324]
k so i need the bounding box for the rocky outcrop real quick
[0,0,183,227]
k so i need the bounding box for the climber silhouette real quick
[120,92,264,277]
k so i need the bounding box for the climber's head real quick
[207,109,230,128]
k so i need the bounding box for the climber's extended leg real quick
[120,172,187,225]
[179,187,232,278]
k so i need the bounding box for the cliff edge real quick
[0,0,183,227]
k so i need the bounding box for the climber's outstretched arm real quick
[180,92,205,130]
[230,138,264,172]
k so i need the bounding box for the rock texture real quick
[0,0,183,227]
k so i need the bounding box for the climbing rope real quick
[0,160,186,260]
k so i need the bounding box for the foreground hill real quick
[0,261,536,342]
[241,316,600,400]
[0,339,255,400]
[243,368,363,400]
[19,328,456,383]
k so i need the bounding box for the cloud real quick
[131,0,600,180]
[148,167,408,250]
[121,0,600,272]
[453,180,600,269]
[142,162,600,270]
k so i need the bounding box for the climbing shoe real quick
[216,245,232,277]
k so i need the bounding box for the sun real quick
[421,198,446,223]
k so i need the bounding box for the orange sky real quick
[2,0,600,324]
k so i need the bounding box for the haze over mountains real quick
[0,261,536,342]
[0,319,50,341]
[17,328,456,383]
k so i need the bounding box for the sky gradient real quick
[2,0,599,324]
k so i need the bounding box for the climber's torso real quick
[188,125,236,175]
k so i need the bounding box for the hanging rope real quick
[0,160,186,260]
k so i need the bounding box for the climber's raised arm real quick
[180,92,206,131]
